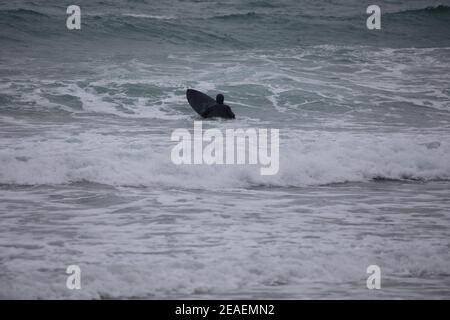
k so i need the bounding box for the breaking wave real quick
[1,131,449,188]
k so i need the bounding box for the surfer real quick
[201,94,235,119]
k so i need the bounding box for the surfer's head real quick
[216,94,224,104]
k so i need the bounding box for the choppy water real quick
[1,0,450,299]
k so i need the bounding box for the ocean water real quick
[1,0,450,299]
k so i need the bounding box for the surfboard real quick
[186,89,216,116]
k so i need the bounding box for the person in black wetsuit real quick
[201,94,235,119]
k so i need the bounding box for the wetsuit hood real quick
[216,94,224,104]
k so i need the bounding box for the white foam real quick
[0,130,449,188]
[122,13,176,20]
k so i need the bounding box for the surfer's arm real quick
[201,107,211,118]
[227,106,235,119]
